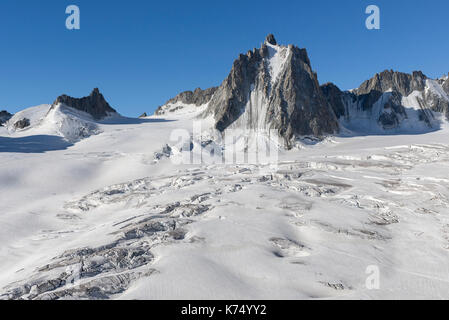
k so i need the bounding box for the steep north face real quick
[203,34,339,147]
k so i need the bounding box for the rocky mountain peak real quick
[322,68,449,133]
[265,34,277,46]
[90,88,101,96]
[154,87,218,116]
[53,88,117,120]
[356,70,427,97]
[203,37,339,147]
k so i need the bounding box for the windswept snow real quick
[6,104,51,131]
[267,43,289,86]
[5,104,102,143]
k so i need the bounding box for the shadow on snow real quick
[0,135,74,153]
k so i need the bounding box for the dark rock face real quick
[204,34,339,147]
[0,110,12,126]
[443,76,449,95]
[321,83,346,118]
[13,118,30,130]
[139,113,148,118]
[355,70,426,97]
[53,88,117,120]
[155,87,218,116]
[265,34,277,45]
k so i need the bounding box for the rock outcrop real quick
[13,118,31,130]
[0,110,12,126]
[265,34,277,45]
[52,88,117,120]
[203,34,339,147]
[166,87,218,107]
[442,75,449,95]
[321,83,346,119]
[355,70,426,97]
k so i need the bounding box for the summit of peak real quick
[53,88,117,120]
[90,88,101,96]
[265,34,277,46]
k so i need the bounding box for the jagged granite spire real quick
[265,34,277,45]
[53,88,117,120]
[203,35,339,147]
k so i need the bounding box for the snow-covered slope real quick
[7,104,51,131]
[6,104,101,143]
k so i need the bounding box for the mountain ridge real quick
[154,35,449,144]
[52,88,117,120]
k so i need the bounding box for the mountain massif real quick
[155,35,449,147]
[322,70,449,133]
[3,35,449,148]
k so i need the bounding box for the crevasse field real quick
[1,104,449,300]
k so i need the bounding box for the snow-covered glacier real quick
[2,103,449,299]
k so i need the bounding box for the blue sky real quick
[1,0,448,116]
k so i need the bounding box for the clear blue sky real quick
[1,0,448,116]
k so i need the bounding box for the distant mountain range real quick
[2,34,449,148]
[155,34,449,148]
